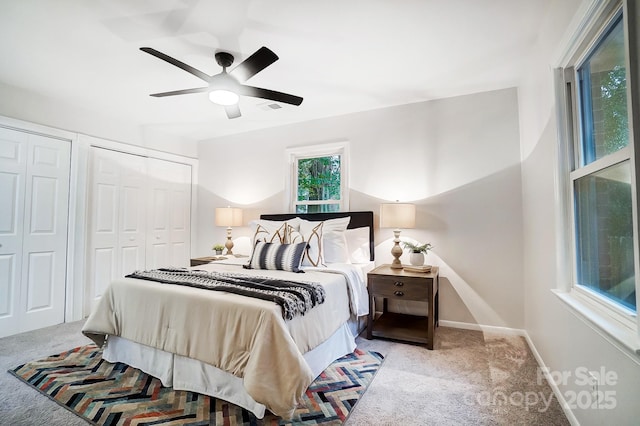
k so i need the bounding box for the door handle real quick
[394,281,404,287]
[394,291,404,296]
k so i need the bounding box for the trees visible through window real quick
[287,142,349,213]
[296,155,341,213]
[569,9,637,314]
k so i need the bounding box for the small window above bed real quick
[286,142,349,213]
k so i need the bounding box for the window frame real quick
[554,0,640,353]
[285,141,350,213]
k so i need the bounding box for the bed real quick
[82,211,375,419]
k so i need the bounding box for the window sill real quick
[552,289,640,360]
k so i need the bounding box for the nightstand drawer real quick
[370,276,428,301]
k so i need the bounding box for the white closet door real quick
[87,148,120,311]
[0,128,70,337]
[146,159,170,269]
[0,128,28,337]
[20,134,71,332]
[168,163,191,267]
[117,153,147,276]
[146,158,191,269]
[86,148,191,315]
[86,148,147,313]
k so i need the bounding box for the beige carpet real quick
[1,321,569,425]
[349,327,570,425]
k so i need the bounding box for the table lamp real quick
[215,206,243,255]
[380,202,416,269]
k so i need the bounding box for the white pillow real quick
[320,217,351,263]
[345,226,371,263]
[291,217,350,266]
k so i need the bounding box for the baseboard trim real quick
[522,331,580,426]
[439,320,525,336]
[440,320,579,425]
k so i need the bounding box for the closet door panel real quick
[146,158,171,269]
[169,164,191,267]
[118,154,146,276]
[0,254,16,316]
[147,158,191,269]
[25,251,55,311]
[147,186,170,269]
[0,128,26,337]
[20,135,70,332]
[87,149,120,310]
[93,247,115,300]
[0,173,20,235]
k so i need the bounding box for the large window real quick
[286,142,349,213]
[574,11,636,314]
[560,3,639,326]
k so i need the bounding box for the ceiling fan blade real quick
[237,85,303,106]
[225,105,241,119]
[150,87,210,97]
[141,47,210,83]
[229,46,278,82]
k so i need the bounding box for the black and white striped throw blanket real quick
[125,268,326,320]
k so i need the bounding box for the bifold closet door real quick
[86,148,191,314]
[87,148,147,312]
[0,127,70,338]
[146,158,191,269]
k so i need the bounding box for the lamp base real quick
[390,229,403,269]
[225,227,234,255]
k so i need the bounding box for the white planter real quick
[409,252,424,266]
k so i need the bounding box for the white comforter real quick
[82,261,368,419]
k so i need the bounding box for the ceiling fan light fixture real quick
[209,89,239,106]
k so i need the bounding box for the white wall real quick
[0,81,198,158]
[520,0,640,423]
[197,87,524,329]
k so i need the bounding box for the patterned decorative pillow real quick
[244,241,307,272]
[249,218,301,245]
[289,220,323,266]
[289,217,351,266]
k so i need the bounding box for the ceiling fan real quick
[140,46,303,119]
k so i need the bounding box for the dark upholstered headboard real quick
[259,211,375,261]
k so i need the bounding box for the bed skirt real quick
[102,316,364,418]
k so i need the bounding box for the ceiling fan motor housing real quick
[215,51,234,69]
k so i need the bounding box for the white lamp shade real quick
[380,203,416,229]
[215,207,243,227]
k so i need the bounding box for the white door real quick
[87,148,120,312]
[0,128,28,337]
[0,128,70,338]
[146,158,191,269]
[117,153,147,276]
[86,147,147,313]
[86,149,191,315]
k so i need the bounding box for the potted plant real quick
[212,244,225,255]
[402,241,433,266]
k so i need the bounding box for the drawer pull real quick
[394,281,404,287]
[394,291,404,296]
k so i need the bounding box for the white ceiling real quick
[0,0,552,142]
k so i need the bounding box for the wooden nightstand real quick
[366,264,439,349]
[190,257,218,267]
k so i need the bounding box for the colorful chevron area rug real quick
[9,344,383,425]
